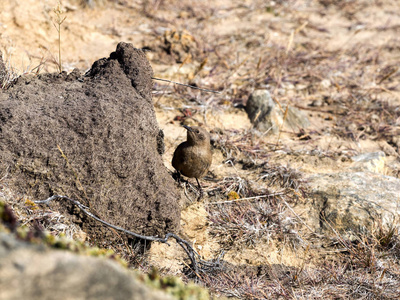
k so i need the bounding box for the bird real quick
[172,125,212,199]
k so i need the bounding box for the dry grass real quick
[149,0,399,151]
[207,200,286,249]
[196,222,400,299]
[147,0,400,297]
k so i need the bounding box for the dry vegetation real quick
[1,0,400,299]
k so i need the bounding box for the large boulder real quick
[0,42,180,242]
[0,232,174,300]
[298,171,400,238]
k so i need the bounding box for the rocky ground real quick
[1,0,400,299]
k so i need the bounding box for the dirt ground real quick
[1,0,400,298]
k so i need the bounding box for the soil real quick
[0,42,181,244]
[1,0,400,298]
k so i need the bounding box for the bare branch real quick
[152,77,221,94]
[34,195,224,274]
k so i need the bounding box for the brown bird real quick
[172,125,212,199]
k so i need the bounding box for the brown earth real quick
[0,42,181,244]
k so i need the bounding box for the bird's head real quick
[183,125,210,146]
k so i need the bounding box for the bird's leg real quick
[195,178,204,201]
[174,172,196,201]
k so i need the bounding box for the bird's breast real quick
[172,144,212,178]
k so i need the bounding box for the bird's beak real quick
[182,125,194,132]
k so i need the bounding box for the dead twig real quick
[206,192,284,205]
[34,195,224,275]
[152,77,221,94]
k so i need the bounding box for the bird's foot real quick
[195,178,204,201]
[196,188,204,201]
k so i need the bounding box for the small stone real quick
[245,90,275,124]
[245,89,310,135]
[347,123,358,132]
[320,79,331,89]
[310,99,323,107]
[350,151,386,173]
